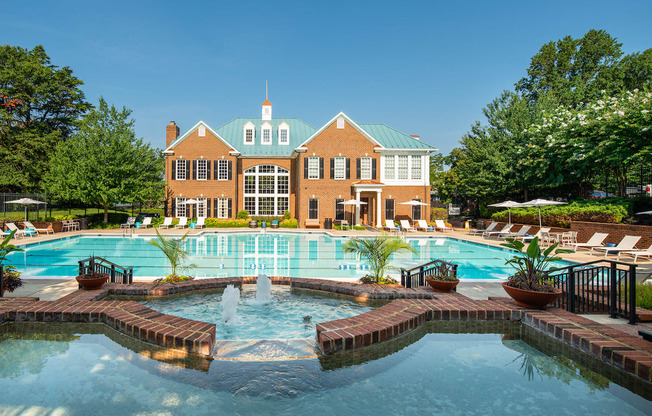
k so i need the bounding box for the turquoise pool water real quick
[9,232,566,280]
[0,322,649,415]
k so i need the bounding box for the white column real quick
[376,190,382,228]
[355,191,361,226]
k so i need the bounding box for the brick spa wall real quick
[571,221,652,249]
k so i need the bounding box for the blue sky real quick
[4,0,652,154]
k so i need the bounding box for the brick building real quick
[164,99,436,228]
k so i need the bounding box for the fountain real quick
[221,285,240,323]
[255,274,273,303]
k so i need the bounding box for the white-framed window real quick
[175,197,186,218]
[197,159,207,180]
[175,159,186,180]
[384,155,395,180]
[243,121,255,145]
[262,129,271,144]
[216,197,228,219]
[279,129,288,144]
[243,165,290,216]
[337,117,344,129]
[334,157,346,180]
[308,157,319,180]
[360,157,372,180]
[198,125,206,137]
[397,155,409,180]
[197,197,207,217]
[218,159,229,180]
[411,155,422,180]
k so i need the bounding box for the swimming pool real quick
[9,232,567,280]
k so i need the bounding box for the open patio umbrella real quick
[339,199,367,226]
[179,199,199,218]
[488,201,522,224]
[4,198,46,221]
[635,210,652,215]
[399,200,429,221]
[519,198,567,227]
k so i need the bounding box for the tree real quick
[45,98,164,222]
[0,45,90,192]
[342,234,416,283]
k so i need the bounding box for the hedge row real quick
[491,202,628,228]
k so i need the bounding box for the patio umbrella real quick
[635,210,652,215]
[519,199,567,227]
[180,199,199,217]
[487,201,522,224]
[4,198,46,221]
[398,200,429,206]
[339,199,367,226]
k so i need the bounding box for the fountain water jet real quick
[221,285,240,323]
[255,274,273,303]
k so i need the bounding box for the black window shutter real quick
[346,158,350,179]
[171,159,176,180]
[356,158,361,179]
[372,158,377,180]
[304,158,308,179]
[228,198,232,218]
[171,198,176,217]
[206,161,211,180]
[213,198,219,218]
[213,160,218,180]
[330,158,334,179]
[228,160,233,180]
[186,160,191,180]
[319,157,324,179]
[193,160,197,180]
[206,198,211,217]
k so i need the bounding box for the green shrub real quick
[430,208,448,221]
[204,218,249,228]
[279,219,297,228]
[491,200,629,227]
[353,225,365,230]
[251,216,283,223]
[236,210,250,220]
[637,283,652,310]
[283,211,292,220]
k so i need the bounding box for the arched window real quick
[243,165,290,216]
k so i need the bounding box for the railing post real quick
[628,264,637,325]
[111,265,116,283]
[419,266,424,287]
[568,266,575,313]
[0,266,4,298]
[610,262,618,319]
[400,269,407,288]
[78,260,84,277]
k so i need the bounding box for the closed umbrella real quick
[5,198,46,221]
[635,211,652,215]
[519,199,567,227]
[339,199,367,227]
[488,201,522,224]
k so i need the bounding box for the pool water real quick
[139,285,376,340]
[9,232,563,281]
[0,322,649,416]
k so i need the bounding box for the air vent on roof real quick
[198,125,206,137]
[337,117,345,129]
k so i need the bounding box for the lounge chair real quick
[619,244,652,262]
[158,217,173,229]
[417,220,434,232]
[400,220,417,232]
[121,217,136,229]
[271,220,279,229]
[469,222,497,236]
[501,225,531,239]
[484,224,512,238]
[196,217,206,229]
[5,223,28,239]
[590,235,641,257]
[384,219,400,233]
[434,220,454,232]
[570,232,608,251]
[135,217,152,228]
[24,221,54,235]
[175,217,188,229]
[513,227,550,242]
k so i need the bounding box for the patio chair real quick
[434,220,453,232]
[175,217,188,229]
[5,223,27,239]
[195,217,206,229]
[135,217,152,228]
[24,221,54,235]
[417,220,434,232]
[618,243,652,262]
[590,235,641,257]
[513,227,550,242]
[469,222,497,236]
[158,217,173,229]
[120,217,136,229]
[501,225,531,239]
[400,220,417,232]
[484,224,512,238]
[560,231,578,247]
[384,220,399,233]
[570,232,608,251]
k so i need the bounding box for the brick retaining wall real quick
[571,221,652,249]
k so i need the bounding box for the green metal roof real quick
[357,123,436,150]
[215,117,317,156]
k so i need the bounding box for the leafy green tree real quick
[0,45,90,192]
[45,98,164,222]
[342,234,416,283]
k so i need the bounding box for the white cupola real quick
[262,81,272,120]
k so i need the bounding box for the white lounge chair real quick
[571,232,608,251]
[121,217,136,229]
[434,220,454,232]
[175,217,188,229]
[502,225,531,239]
[590,235,641,257]
[619,243,652,262]
[400,220,417,232]
[196,217,206,229]
[158,217,173,229]
[469,222,497,236]
[417,220,434,232]
[135,217,152,228]
[513,227,550,242]
[384,220,399,233]
[484,224,512,238]
[24,221,54,235]
[5,223,28,239]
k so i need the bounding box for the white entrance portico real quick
[352,181,385,228]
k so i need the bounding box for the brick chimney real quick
[166,121,180,147]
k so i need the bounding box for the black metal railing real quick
[0,267,3,297]
[548,259,637,325]
[400,259,458,289]
[78,256,133,285]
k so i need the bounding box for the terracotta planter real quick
[502,282,562,310]
[76,273,109,290]
[425,277,460,293]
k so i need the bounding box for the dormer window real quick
[261,122,272,145]
[243,122,256,145]
[278,122,290,145]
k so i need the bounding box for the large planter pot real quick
[502,282,562,310]
[249,220,257,228]
[76,273,109,290]
[425,277,460,293]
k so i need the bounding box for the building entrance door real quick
[360,197,369,224]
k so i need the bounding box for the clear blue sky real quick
[4,0,652,155]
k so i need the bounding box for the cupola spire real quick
[262,80,272,120]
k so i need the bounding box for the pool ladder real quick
[122,227,136,237]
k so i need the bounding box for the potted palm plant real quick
[500,237,571,309]
[76,256,110,290]
[424,260,459,293]
[0,230,24,296]
[342,234,417,284]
